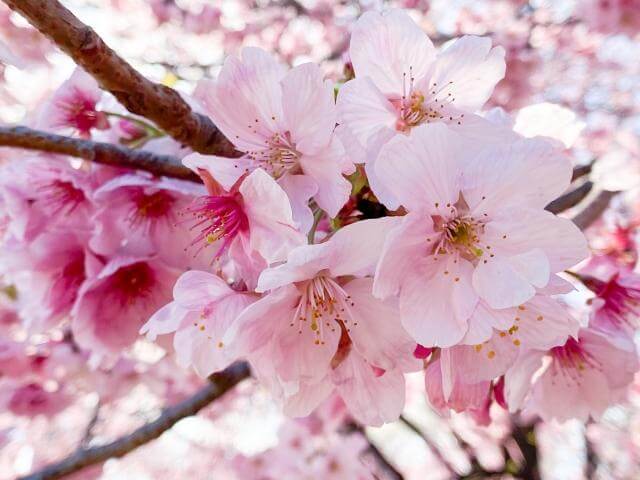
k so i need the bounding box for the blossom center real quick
[432,214,485,260]
[247,131,301,178]
[392,69,463,132]
[549,337,600,383]
[57,88,108,136]
[108,262,156,305]
[291,275,356,346]
[48,251,86,316]
[36,179,86,216]
[183,193,249,259]
[127,190,176,230]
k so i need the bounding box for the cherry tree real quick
[0,1,639,479]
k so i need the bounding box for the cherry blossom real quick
[89,172,207,268]
[71,255,179,357]
[188,48,353,231]
[336,9,507,203]
[142,270,256,377]
[180,163,306,286]
[1,1,640,477]
[373,124,588,346]
[37,68,109,138]
[505,327,639,422]
[577,255,640,336]
[225,218,419,425]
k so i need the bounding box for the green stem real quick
[102,111,164,137]
[308,208,325,244]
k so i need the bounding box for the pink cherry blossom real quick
[424,288,580,419]
[373,124,588,347]
[188,48,352,231]
[1,231,102,332]
[461,279,581,351]
[71,255,179,357]
[505,327,639,422]
[577,255,640,336]
[37,67,109,138]
[336,9,505,165]
[2,382,72,418]
[0,157,94,241]
[225,218,419,426]
[181,163,305,286]
[141,270,256,377]
[89,172,207,269]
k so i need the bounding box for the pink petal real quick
[281,62,336,154]
[343,278,419,373]
[429,35,505,112]
[277,174,318,234]
[239,168,305,264]
[400,256,477,347]
[374,123,467,211]
[173,270,234,309]
[349,9,436,96]
[332,352,405,427]
[374,212,432,299]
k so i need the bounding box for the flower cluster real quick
[1,7,638,433]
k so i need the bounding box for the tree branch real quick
[345,423,404,480]
[363,439,405,480]
[545,181,593,214]
[0,126,199,182]
[80,401,101,449]
[398,415,456,474]
[571,190,618,230]
[571,163,593,182]
[1,0,238,157]
[19,362,251,480]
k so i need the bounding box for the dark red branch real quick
[1,0,238,157]
[0,126,199,182]
[18,362,251,480]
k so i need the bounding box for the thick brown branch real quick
[545,181,593,214]
[571,190,618,230]
[1,0,238,157]
[0,126,199,182]
[19,362,251,480]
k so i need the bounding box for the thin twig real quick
[345,423,404,480]
[545,181,593,214]
[571,163,593,182]
[18,362,251,480]
[398,415,456,474]
[571,190,618,230]
[1,0,238,156]
[80,401,101,448]
[364,439,405,480]
[0,126,199,182]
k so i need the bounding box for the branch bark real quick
[571,190,618,230]
[571,163,593,182]
[1,0,238,157]
[545,181,593,214]
[19,362,251,480]
[0,126,199,182]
